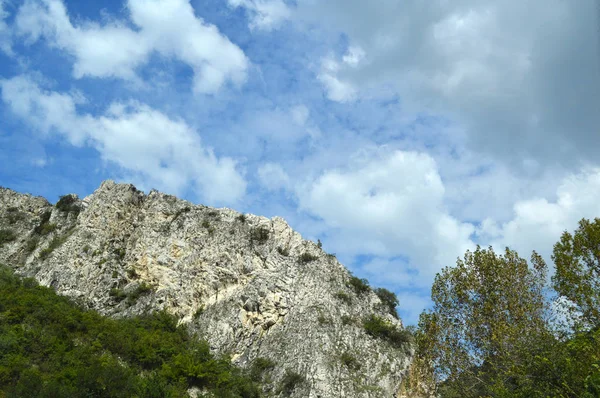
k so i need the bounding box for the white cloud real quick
[396,291,431,325]
[15,0,249,93]
[478,168,600,262]
[0,0,12,54]
[227,0,290,31]
[299,149,475,278]
[317,53,359,102]
[257,163,290,192]
[0,75,246,204]
[298,0,600,167]
[290,104,309,126]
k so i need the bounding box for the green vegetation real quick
[237,214,247,223]
[39,235,69,260]
[249,358,275,382]
[412,220,600,397]
[127,282,153,303]
[363,314,412,348]
[334,290,352,305]
[340,352,361,371]
[317,313,331,325]
[374,287,399,318]
[277,246,289,256]
[348,276,370,296]
[297,252,318,264]
[34,211,56,236]
[109,287,128,302]
[25,236,39,253]
[6,208,26,224]
[206,210,220,219]
[0,265,261,397]
[55,195,80,215]
[0,229,16,245]
[109,283,154,304]
[341,315,355,325]
[114,247,126,260]
[552,218,600,327]
[278,369,304,396]
[250,226,270,244]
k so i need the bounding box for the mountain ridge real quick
[0,180,413,397]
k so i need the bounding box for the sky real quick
[0,0,599,324]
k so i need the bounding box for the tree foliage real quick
[552,217,600,328]
[418,246,551,397]
[374,287,399,318]
[0,265,262,397]
[414,221,600,398]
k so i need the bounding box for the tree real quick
[552,218,600,328]
[418,246,550,397]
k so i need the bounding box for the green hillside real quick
[0,265,262,398]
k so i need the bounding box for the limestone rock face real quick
[0,181,413,397]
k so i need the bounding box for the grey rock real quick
[0,181,413,397]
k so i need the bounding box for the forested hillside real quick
[0,265,263,398]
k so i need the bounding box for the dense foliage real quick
[0,265,261,398]
[363,314,412,348]
[552,218,600,328]
[412,220,600,398]
[374,287,399,318]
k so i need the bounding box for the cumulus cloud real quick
[0,75,246,204]
[299,149,475,279]
[15,0,249,93]
[227,0,290,31]
[317,47,365,102]
[257,163,290,192]
[478,168,600,262]
[298,0,600,167]
[0,0,12,54]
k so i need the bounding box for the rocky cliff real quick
[0,181,413,397]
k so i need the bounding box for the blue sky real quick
[1,0,599,324]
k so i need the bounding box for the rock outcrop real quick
[0,181,413,397]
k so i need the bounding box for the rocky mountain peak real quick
[0,181,413,397]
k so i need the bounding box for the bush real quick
[375,288,399,318]
[341,315,355,325]
[114,247,126,260]
[193,306,204,319]
[206,210,220,219]
[0,229,16,245]
[334,291,352,305]
[6,209,26,224]
[110,288,127,302]
[348,276,370,296]
[363,314,412,348]
[55,195,80,215]
[250,227,270,244]
[298,252,318,264]
[128,283,154,303]
[340,352,361,371]
[277,246,290,256]
[25,236,39,253]
[237,214,247,223]
[33,210,52,235]
[279,369,304,396]
[39,235,68,260]
[249,357,276,382]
